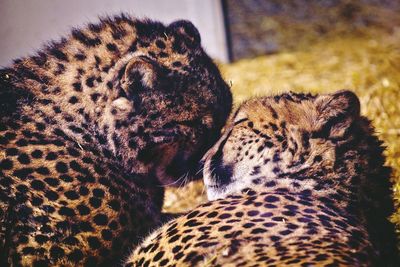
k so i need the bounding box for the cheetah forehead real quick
[237,97,318,130]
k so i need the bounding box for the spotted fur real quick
[125,91,398,267]
[0,14,232,266]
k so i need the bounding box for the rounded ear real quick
[119,56,159,98]
[168,20,201,49]
[314,90,360,138]
[316,90,360,119]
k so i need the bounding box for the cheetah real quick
[0,15,232,266]
[125,90,398,266]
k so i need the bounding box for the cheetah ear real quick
[314,90,360,138]
[119,56,160,98]
[168,20,201,49]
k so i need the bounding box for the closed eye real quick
[234,118,248,126]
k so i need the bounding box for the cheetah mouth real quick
[205,183,219,189]
[204,181,231,201]
[204,169,232,193]
[161,151,205,186]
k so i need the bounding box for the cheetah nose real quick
[211,157,233,188]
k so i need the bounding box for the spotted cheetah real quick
[0,14,232,266]
[125,90,398,266]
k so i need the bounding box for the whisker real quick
[195,165,205,176]
[158,172,187,187]
[183,172,190,187]
[201,181,206,197]
[178,172,189,189]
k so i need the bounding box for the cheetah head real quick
[203,90,389,201]
[104,20,232,185]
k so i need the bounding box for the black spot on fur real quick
[72,29,101,47]
[74,53,86,61]
[106,43,118,52]
[72,82,82,92]
[49,48,69,62]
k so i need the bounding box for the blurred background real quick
[1,0,399,232]
[0,0,228,65]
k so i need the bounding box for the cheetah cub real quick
[126,90,398,267]
[0,15,232,266]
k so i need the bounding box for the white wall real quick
[0,0,228,66]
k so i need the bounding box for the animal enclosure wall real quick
[0,0,228,66]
